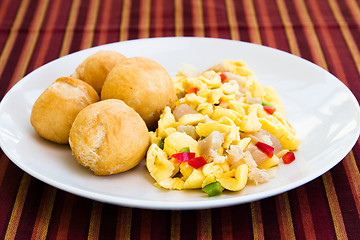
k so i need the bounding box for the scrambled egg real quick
[146,59,299,193]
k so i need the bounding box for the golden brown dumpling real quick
[30,77,99,144]
[74,50,126,94]
[69,99,150,175]
[101,57,177,130]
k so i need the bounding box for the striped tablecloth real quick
[1,0,359,239]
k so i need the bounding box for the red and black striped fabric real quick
[0,0,359,239]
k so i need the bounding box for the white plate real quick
[1,37,359,210]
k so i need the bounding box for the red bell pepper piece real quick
[263,105,276,115]
[220,72,228,83]
[282,152,295,164]
[171,152,196,162]
[255,141,274,158]
[188,156,207,169]
[186,87,199,94]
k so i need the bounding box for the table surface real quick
[0,0,359,239]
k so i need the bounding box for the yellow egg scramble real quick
[146,59,299,193]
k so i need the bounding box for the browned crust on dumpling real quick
[76,50,126,94]
[69,99,150,175]
[30,77,100,144]
[101,57,177,130]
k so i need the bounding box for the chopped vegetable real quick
[282,151,295,164]
[171,152,196,162]
[179,146,190,153]
[188,156,207,169]
[261,101,273,106]
[263,106,276,115]
[202,181,223,196]
[220,72,228,83]
[255,141,274,158]
[159,138,165,149]
[186,87,199,94]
